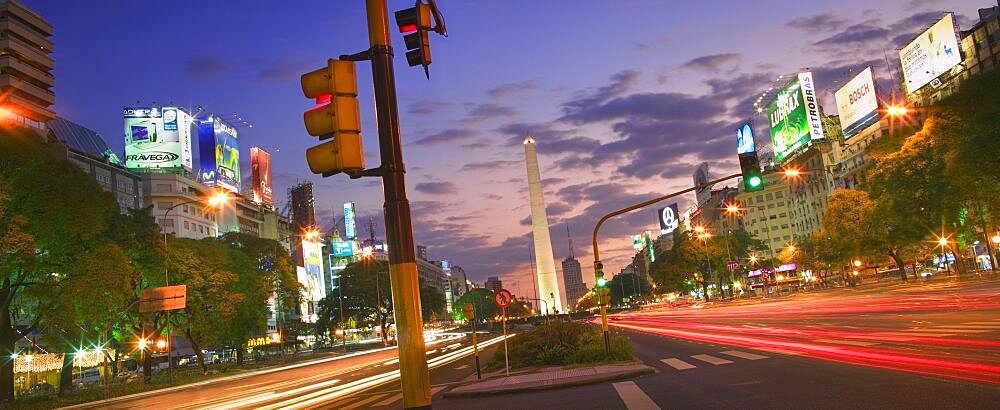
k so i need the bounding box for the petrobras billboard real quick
[298,239,326,322]
[198,117,240,193]
[736,123,755,155]
[835,67,881,139]
[123,107,193,171]
[900,13,961,94]
[343,202,357,240]
[250,147,274,206]
[657,203,680,235]
[631,234,643,250]
[767,72,824,163]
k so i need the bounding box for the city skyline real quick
[29,0,991,288]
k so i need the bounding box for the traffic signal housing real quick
[739,151,763,192]
[594,261,610,305]
[301,59,364,176]
[395,3,432,75]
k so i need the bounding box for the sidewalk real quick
[443,363,655,397]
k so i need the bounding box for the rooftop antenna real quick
[566,224,575,259]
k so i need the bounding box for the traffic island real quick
[443,362,655,397]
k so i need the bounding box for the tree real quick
[328,260,392,344]
[608,272,651,307]
[452,288,496,322]
[0,129,131,401]
[418,279,446,323]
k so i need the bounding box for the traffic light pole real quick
[364,1,431,408]
[592,173,741,354]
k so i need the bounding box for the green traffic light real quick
[596,277,607,287]
[749,175,762,187]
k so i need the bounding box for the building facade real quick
[143,172,222,239]
[736,172,794,258]
[289,182,316,233]
[561,256,587,309]
[485,276,503,292]
[0,0,54,129]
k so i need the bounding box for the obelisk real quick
[523,135,563,314]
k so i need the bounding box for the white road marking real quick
[691,354,733,365]
[613,381,661,410]
[453,364,469,370]
[660,358,696,370]
[812,338,879,346]
[720,350,770,360]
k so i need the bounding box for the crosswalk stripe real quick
[613,381,661,410]
[660,358,696,370]
[720,350,769,360]
[454,364,469,370]
[691,354,733,365]
[812,338,879,347]
[373,393,402,407]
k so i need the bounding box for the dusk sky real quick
[33,0,990,300]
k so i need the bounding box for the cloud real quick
[465,103,518,122]
[679,53,741,72]
[561,92,725,125]
[257,57,309,81]
[635,36,672,51]
[460,160,521,172]
[813,23,889,48]
[535,136,602,155]
[496,122,574,146]
[786,13,847,32]
[461,140,493,151]
[408,100,453,116]
[561,70,642,116]
[182,55,232,77]
[488,81,538,100]
[414,182,457,195]
[412,128,477,146]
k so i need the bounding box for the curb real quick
[441,365,656,398]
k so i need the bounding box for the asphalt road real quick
[68,277,1000,409]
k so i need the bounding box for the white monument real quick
[523,135,563,314]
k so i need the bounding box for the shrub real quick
[495,320,634,368]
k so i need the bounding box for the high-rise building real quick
[523,135,563,313]
[561,226,588,310]
[289,182,316,233]
[485,276,503,293]
[735,172,794,258]
[0,0,54,129]
[416,245,428,261]
[47,116,142,213]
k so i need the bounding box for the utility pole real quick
[365,1,431,407]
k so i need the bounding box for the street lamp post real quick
[160,190,229,384]
[938,236,952,275]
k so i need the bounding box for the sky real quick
[31,0,992,301]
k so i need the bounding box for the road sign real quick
[727,260,740,270]
[493,288,513,308]
[139,285,187,313]
[462,303,474,320]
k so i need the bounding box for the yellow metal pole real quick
[365,1,431,408]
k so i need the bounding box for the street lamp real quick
[693,226,713,301]
[887,105,908,116]
[937,236,952,275]
[783,168,801,178]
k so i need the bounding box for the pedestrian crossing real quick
[660,349,768,370]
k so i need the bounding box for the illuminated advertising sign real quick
[198,118,240,192]
[123,107,193,171]
[736,123,755,155]
[644,231,655,263]
[658,203,679,235]
[332,241,354,257]
[631,235,643,250]
[250,147,274,206]
[834,67,881,139]
[767,72,825,163]
[343,202,357,240]
[900,13,961,94]
[298,240,326,323]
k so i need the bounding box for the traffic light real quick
[301,59,364,176]
[739,151,763,191]
[395,3,432,76]
[594,261,610,305]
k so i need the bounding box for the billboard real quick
[250,147,274,206]
[331,241,354,257]
[198,118,240,193]
[767,72,825,163]
[899,13,961,94]
[124,107,193,171]
[834,67,881,139]
[344,202,357,240]
[658,203,680,235]
[298,239,326,323]
[736,123,755,155]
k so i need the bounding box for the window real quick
[783,235,791,241]
[756,195,763,202]
[199,225,204,234]
[747,198,753,204]
[778,201,785,207]
[768,204,775,209]
[160,219,174,227]
[781,224,789,229]
[771,226,778,232]
[754,230,759,235]
[775,191,783,198]
[158,201,172,209]
[156,184,171,193]
[779,212,787,218]
[182,205,189,214]
[766,193,773,201]
[184,221,190,230]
